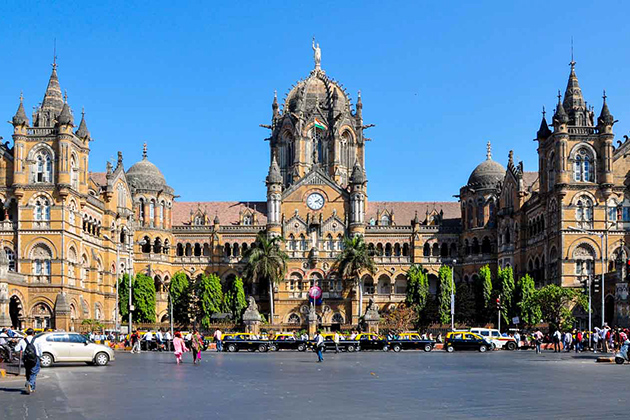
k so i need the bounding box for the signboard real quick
[512,317,520,325]
[308,286,322,305]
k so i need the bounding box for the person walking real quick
[15,328,42,394]
[191,329,203,364]
[592,327,600,353]
[314,331,324,363]
[514,331,521,350]
[333,331,341,354]
[156,329,164,351]
[173,332,188,364]
[552,329,561,353]
[130,330,141,354]
[533,329,543,354]
[214,328,223,352]
[164,330,172,351]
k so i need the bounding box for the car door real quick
[67,333,92,360]
[452,333,466,350]
[45,333,71,361]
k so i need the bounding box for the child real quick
[173,331,188,364]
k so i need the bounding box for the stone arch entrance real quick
[31,302,54,329]
[9,295,23,329]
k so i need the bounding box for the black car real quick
[444,332,492,352]
[387,333,435,352]
[268,335,308,352]
[355,333,388,351]
[223,333,269,352]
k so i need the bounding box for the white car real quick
[35,332,115,367]
[469,328,517,350]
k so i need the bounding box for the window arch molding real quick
[27,143,55,184]
[569,143,597,183]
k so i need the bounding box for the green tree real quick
[243,231,289,325]
[405,264,429,311]
[117,274,131,319]
[334,235,376,319]
[133,273,156,323]
[526,284,587,331]
[169,271,191,326]
[437,265,454,325]
[516,274,541,327]
[194,273,224,329]
[224,276,247,321]
[497,266,515,325]
[455,281,476,325]
[476,265,493,323]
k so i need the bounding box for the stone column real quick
[0,282,10,328]
[363,298,380,334]
[54,292,71,332]
[242,296,261,335]
[308,305,317,338]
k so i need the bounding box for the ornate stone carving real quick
[242,296,261,322]
[364,298,380,321]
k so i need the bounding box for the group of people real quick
[172,329,204,364]
[126,329,174,353]
[554,325,629,353]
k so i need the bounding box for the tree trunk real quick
[269,280,275,325]
[358,280,363,320]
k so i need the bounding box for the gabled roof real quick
[173,202,268,226]
[281,165,348,200]
[367,201,460,224]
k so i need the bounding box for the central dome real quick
[467,142,505,188]
[283,69,350,115]
[126,145,171,192]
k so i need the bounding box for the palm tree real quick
[334,235,376,320]
[243,231,288,325]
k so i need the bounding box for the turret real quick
[56,92,74,134]
[349,162,367,235]
[11,93,29,132]
[266,156,282,236]
[598,91,616,189]
[75,108,91,141]
[536,107,552,140]
[272,90,279,121]
[355,90,363,122]
[553,91,569,132]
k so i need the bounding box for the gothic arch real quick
[26,238,57,260]
[566,238,600,259]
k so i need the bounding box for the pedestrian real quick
[534,329,543,354]
[214,328,223,352]
[333,331,341,353]
[155,329,164,351]
[314,331,324,362]
[514,331,521,350]
[575,330,582,353]
[15,328,42,394]
[164,330,172,351]
[130,330,141,354]
[173,332,188,364]
[552,329,561,353]
[191,329,203,364]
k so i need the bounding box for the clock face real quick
[307,193,325,210]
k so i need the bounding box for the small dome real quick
[284,70,350,115]
[126,144,171,192]
[467,142,505,188]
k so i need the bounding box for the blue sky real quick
[1,1,629,203]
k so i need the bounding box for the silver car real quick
[35,332,115,367]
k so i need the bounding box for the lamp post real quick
[568,226,605,327]
[451,259,456,331]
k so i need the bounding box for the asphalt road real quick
[1,349,628,419]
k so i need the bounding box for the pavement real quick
[1,349,629,419]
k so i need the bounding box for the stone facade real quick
[1,50,628,331]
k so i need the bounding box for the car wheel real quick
[615,357,625,365]
[94,352,110,366]
[269,344,278,352]
[506,342,517,351]
[393,344,402,353]
[382,345,389,352]
[446,345,455,353]
[258,344,268,352]
[227,344,237,352]
[40,352,54,367]
[424,344,432,352]
[297,344,306,352]
[347,344,356,352]
[479,345,488,353]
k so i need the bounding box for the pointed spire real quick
[56,92,74,126]
[272,90,279,119]
[106,161,113,175]
[553,90,569,125]
[537,106,552,139]
[412,210,419,225]
[350,161,366,184]
[508,150,514,166]
[214,211,220,225]
[142,143,148,160]
[486,141,492,160]
[598,89,615,127]
[116,151,123,169]
[266,155,282,184]
[40,61,64,116]
[12,92,29,127]
[75,108,91,140]
[563,58,585,122]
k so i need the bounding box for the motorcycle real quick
[614,339,630,365]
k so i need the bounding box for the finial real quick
[569,36,575,68]
[603,89,607,102]
[486,141,492,160]
[52,38,57,69]
[117,151,123,164]
[358,90,361,99]
[557,89,562,102]
[508,150,514,165]
[64,90,68,103]
[142,142,147,159]
[274,89,277,99]
[20,91,24,103]
[542,106,546,118]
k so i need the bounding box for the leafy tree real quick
[380,304,418,332]
[193,273,224,329]
[526,284,587,331]
[243,231,289,324]
[334,235,376,319]
[117,274,131,319]
[497,266,515,325]
[476,265,493,323]
[516,274,541,327]
[405,264,429,310]
[455,281,476,325]
[169,272,191,326]
[417,295,440,327]
[224,276,247,321]
[81,319,105,332]
[133,273,156,323]
[437,265,454,325]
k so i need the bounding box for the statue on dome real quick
[312,37,321,70]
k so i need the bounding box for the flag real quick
[314,118,327,130]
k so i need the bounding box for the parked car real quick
[444,332,492,353]
[315,333,358,352]
[354,333,388,351]
[36,332,115,367]
[387,332,435,352]
[268,333,308,352]
[223,333,269,352]
[469,328,517,350]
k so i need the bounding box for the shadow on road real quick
[0,387,25,394]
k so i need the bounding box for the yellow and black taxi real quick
[387,332,435,352]
[354,333,388,352]
[444,332,492,353]
[222,333,269,352]
[316,332,359,352]
[268,333,308,352]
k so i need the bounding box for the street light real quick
[451,259,456,331]
[568,226,605,327]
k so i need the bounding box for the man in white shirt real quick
[333,331,340,353]
[214,329,223,352]
[164,330,172,351]
[155,330,164,351]
[143,331,153,351]
[15,328,42,394]
[314,331,324,362]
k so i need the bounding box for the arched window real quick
[185,243,192,256]
[300,235,307,251]
[117,183,126,208]
[4,247,15,271]
[141,236,151,254]
[243,214,252,225]
[573,148,595,182]
[194,243,202,257]
[377,275,391,295]
[31,243,52,281]
[450,243,457,257]
[385,243,392,257]
[432,243,439,257]
[423,243,430,257]
[363,276,375,295]
[394,243,401,257]
[402,243,410,257]
[394,274,407,294]
[159,202,165,228]
[70,154,79,190]
[440,243,448,257]
[472,238,480,254]
[149,201,155,226]
[224,243,231,257]
[177,243,184,256]
[332,313,344,324]
[81,254,89,288]
[288,313,301,325]
[380,214,390,226]
[194,215,204,226]
[34,197,51,221]
[488,201,496,228]
[574,244,595,277]
[481,237,491,254]
[467,202,474,229]
[576,196,594,229]
[548,152,556,189]
[464,239,470,255]
[138,198,145,224]
[34,151,53,183]
[477,200,484,227]
[287,234,295,251]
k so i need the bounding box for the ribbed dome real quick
[467,159,505,188]
[126,144,170,192]
[284,69,350,114]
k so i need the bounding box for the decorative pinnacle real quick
[486,141,492,160]
[52,38,57,69]
[542,106,546,118]
[603,89,607,102]
[569,36,575,69]
[142,142,148,159]
[64,90,68,103]
[20,91,24,103]
[557,90,562,102]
